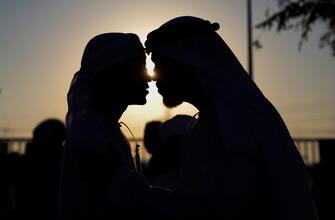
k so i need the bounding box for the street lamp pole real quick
[247,0,254,80]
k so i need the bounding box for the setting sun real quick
[146,54,155,78]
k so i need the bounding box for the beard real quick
[162,96,183,108]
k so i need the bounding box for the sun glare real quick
[146,54,155,78]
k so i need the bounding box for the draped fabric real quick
[58,33,143,220]
[66,33,144,129]
[145,16,318,219]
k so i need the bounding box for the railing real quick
[0,137,150,161]
[1,138,334,166]
[0,138,30,155]
[294,139,320,166]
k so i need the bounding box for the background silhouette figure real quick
[0,152,23,220]
[143,115,192,190]
[310,140,335,220]
[143,121,162,179]
[17,119,65,220]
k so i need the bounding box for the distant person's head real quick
[143,116,191,180]
[32,119,66,146]
[145,16,242,109]
[159,115,193,145]
[67,33,150,125]
[159,115,193,173]
[143,121,162,154]
[26,119,65,158]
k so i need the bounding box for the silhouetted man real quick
[58,33,150,220]
[18,119,65,220]
[138,16,318,220]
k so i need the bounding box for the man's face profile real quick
[121,56,150,105]
[151,53,185,108]
[93,56,150,107]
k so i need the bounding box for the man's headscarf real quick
[145,16,318,219]
[66,33,144,129]
[59,33,144,220]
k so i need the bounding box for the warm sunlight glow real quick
[146,54,155,78]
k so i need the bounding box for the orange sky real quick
[0,0,334,139]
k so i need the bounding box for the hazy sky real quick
[0,0,334,139]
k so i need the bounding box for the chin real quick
[162,97,183,108]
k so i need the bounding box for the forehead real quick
[124,55,146,66]
[150,52,160,63]
[151,53,187,72]
[151,52,173,64]
[100,56,146,74]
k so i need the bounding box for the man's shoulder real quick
[214,102,261,159]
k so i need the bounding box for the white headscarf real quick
[145,16,318,220]
[66,33,144,129]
